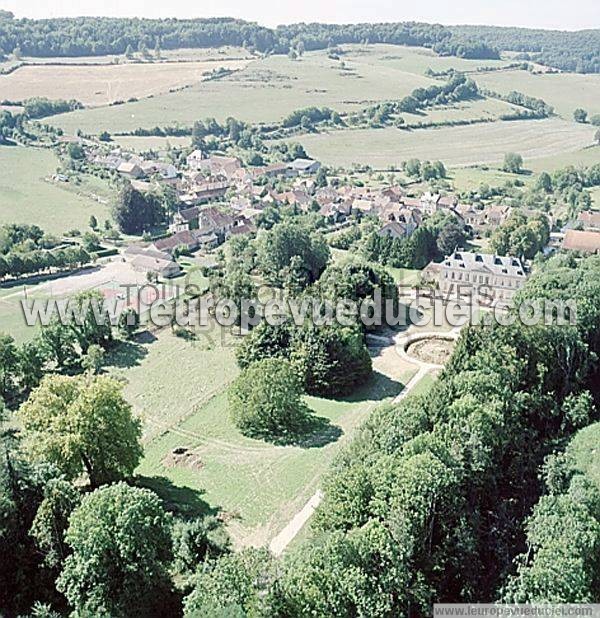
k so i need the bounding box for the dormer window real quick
[475,254,483,262]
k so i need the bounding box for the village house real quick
[117,161,144,179]
[124,246,182,278]
[454,203,485,229]
[288,158,321,175]
[378,204,423,235]
[196,155,243,179]
[420,192,457,215]
[178,180,230,206]
[140,160,178,181]
[319,200,352,223]
[279,189,312,210]
[562,229,600,254]
[169,206,234,237]
[151,229,219,254]
[352,198,377,214]
[186,149,206,169]
[251,162,292,179]
[578,211,600,231]
[377,220,410,239]
[431,250,528,301]
[453,203,512,234]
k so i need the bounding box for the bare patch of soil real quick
[162,446,204,471]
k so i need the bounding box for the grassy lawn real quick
[111,135,192,151]
[524,144,600,174]
[407,370,440,398]
[449,146,600,192]
[107,326,412,547]
[475,69,600,119]
[0,146,112,234]
[402,97,519,126]
[449,165,534,191]
[0,279,56,343]
[567,421,600,490]
[293,118,595,170]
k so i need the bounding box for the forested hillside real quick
[450,25,600,73]
[275,22,499,59]
[0,14,277,57]
[1,11,598,72]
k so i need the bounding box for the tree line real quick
[449,24,600,73]
[0,15,498,61]
[0,224,92,282]
[1,14,597,72]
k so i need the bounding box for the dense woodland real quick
[0,12,599,72]
[450,24,600,73]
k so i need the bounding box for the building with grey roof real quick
[436,251,528,301]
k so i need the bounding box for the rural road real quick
[269,327,462,555]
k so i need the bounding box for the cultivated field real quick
[403,96,520,125]
[0,58,251,107]
[48,44,518,135]
[295,118,596,169]
[475,69,600,119]
[110,327,416,547]
[6,46,250,66]
[0,146,112,234]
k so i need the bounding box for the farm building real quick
[562,229,600,253]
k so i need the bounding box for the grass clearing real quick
[108,326,412,547]
[294,118,595,169]
[524,145,600,174]
[449,145,600,192]
[347,44,510,75]
[475,69,600,119]
[567,422,600,490]
[0,146,112,234]
[111,135,191,151]
[0,283,48,343]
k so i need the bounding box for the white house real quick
[186,149,206,170]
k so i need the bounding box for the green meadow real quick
[48,44,514,136]
[0,146,113,234]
